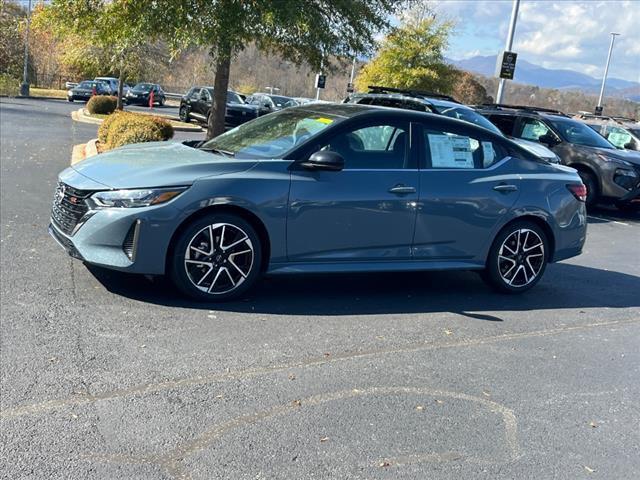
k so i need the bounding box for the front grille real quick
[51,182,94,235]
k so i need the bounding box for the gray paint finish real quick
[50,106,587,279]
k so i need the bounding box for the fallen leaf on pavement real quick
[444,329,453,335]
[320,437,329,442]
[589,421,598,428]
[584,466,595,473]
[379,461,391,468]
[416,405,424,411]
[288,373,296,380]
[292,400,301,407]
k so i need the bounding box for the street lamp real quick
[20,0,33,96]
[495,0,520,104]
[595,32,621,116]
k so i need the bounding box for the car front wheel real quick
[170,213,262,301]
[482,220,548,294]
[179,106,190,123]
[577,170,598,207]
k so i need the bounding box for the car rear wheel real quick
[159,96,165,106]
[179,106,190,123]
[482,220,548,294]
[170,213,262,301]
[577,170,598,207]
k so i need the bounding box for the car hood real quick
[591,146,640,167]
[64,141,258,189]
[228,103,259,112]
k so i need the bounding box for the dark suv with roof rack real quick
[476,104,640,209]
[344,86,561,165]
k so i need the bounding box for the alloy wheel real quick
[497,228,545,287]
[184,223,254,295]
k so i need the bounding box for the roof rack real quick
[573,113,638,124]
[479,103,568,116]
[367,85,459,103]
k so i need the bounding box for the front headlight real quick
[90,187,188,208]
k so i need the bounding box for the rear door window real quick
[423,128,507,169]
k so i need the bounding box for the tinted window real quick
[487,115,517,136]
[322,123,409,169]
[188,88,201,100]
[423,128,506,169]
[547,118,614,148]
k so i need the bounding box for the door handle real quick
[493,184,518,193]
[389,185,416,194]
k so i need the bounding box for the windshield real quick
[200,108,345,159]
[78,81,101,89]
[133,83,154,92]
[270,95,293,107]
[433,105,503,135]
[227,92,243,104]
[548,118,615,148]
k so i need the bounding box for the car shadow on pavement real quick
[87,262,640,317]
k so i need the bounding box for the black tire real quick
[482,220,549,294]
[577,170,598,207]
[170,213,262,301]
[179,106,190,123]
[68,97,74,102]
[159,96,165,106]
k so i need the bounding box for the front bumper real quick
[49,202,179,275]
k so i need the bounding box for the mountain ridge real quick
[448,55,639,101]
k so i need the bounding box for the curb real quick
[0,94,67,101]
[71,138,99,165]
[71,108,203,132]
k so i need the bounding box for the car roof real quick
[290,102,508,139]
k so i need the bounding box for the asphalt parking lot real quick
[1,97,639,479]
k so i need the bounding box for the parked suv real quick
[179,87,259,127]
[344,87,561,164]
[477,104,640,209]
[573,114,640,152]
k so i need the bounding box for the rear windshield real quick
[432,106,503,135]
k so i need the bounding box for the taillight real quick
[567,183,587,202]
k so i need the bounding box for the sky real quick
[431,0,640,82]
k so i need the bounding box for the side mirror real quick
[539,133,559,148]
[300,150,345,171]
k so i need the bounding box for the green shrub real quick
[101,112,174,150]
[0,74,20,96]
[98,110,131,144]
[87,95,118,114]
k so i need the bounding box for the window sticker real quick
[482,141,496,167]
[428,134,474,168]
[521,122,547,140]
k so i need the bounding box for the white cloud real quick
[432,0,640,82]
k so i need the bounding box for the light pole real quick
[495,0,520,104]
[20,0,33,96]
[596,32,621,115]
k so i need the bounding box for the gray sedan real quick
[49,104,587,300]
